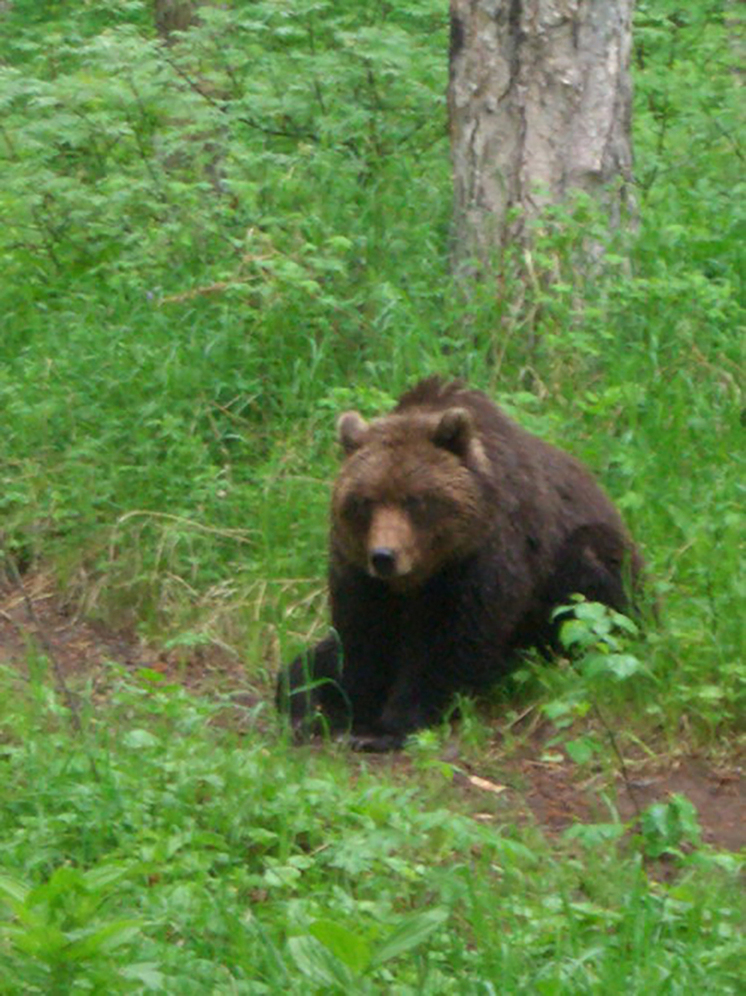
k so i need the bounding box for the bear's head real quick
[331,405,491,588]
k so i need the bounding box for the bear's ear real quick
[337,411,369,455]
[432,407,473,459]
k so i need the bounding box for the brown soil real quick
[0,571,248,693]
[475,748,744,852]
[1,573,743,855]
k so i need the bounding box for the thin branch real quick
[589,697,643,820]
[157,46,320,142]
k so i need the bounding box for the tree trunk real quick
[153,0,200,44]
[448,0,634,274]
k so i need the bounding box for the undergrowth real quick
[0,669,743,993]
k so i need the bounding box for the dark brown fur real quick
[277,378,644,750]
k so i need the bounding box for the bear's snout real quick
[369,547,398,578]
[367,506,416,580]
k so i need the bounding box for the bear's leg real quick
[276,633,351,739]
[352,578,509,752]
[277,630,400,741]
[355,645,465,752]
[386,666,447,729]
[352,656,477,753]
[541,523,641,647]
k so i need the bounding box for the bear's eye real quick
[403,495,431,518]
[404,495,454,522]
[343,495,372,522]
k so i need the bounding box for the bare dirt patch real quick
[2,572,743,854]
[0,571,247,693]
[496,749,744,852]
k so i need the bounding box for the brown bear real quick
[277,378,643,751]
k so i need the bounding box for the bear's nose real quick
[370,548,397,578]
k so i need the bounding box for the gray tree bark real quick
[448,0,634,273]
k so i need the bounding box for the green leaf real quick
[122,728,160,749]
[120,962,167,989]
[564,736,598,764]
[558,618,594,650]
[287,934,355,989]
[310,919,371,973]
[564,823,626,846]
[3,922,68,960]
[371,908,448,967]
[605,653,644,680]
[696,684,726,702]
[0,875,29,906]
[82,862,135,892]
[27,865,85,907]
[640,794,702,858]
[64,920,141,961]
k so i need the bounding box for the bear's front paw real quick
[350,732,406,753]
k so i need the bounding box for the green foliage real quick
[537,599,645,715]
[0,0,446,295]
[638,793,703,860]
[0,865,144,993]
[0,674,743,993]
[287,908,449,992]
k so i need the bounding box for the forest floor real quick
[1,572,743,857]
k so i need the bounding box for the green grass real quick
[0,669,743,994]
[0,0,744,991]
